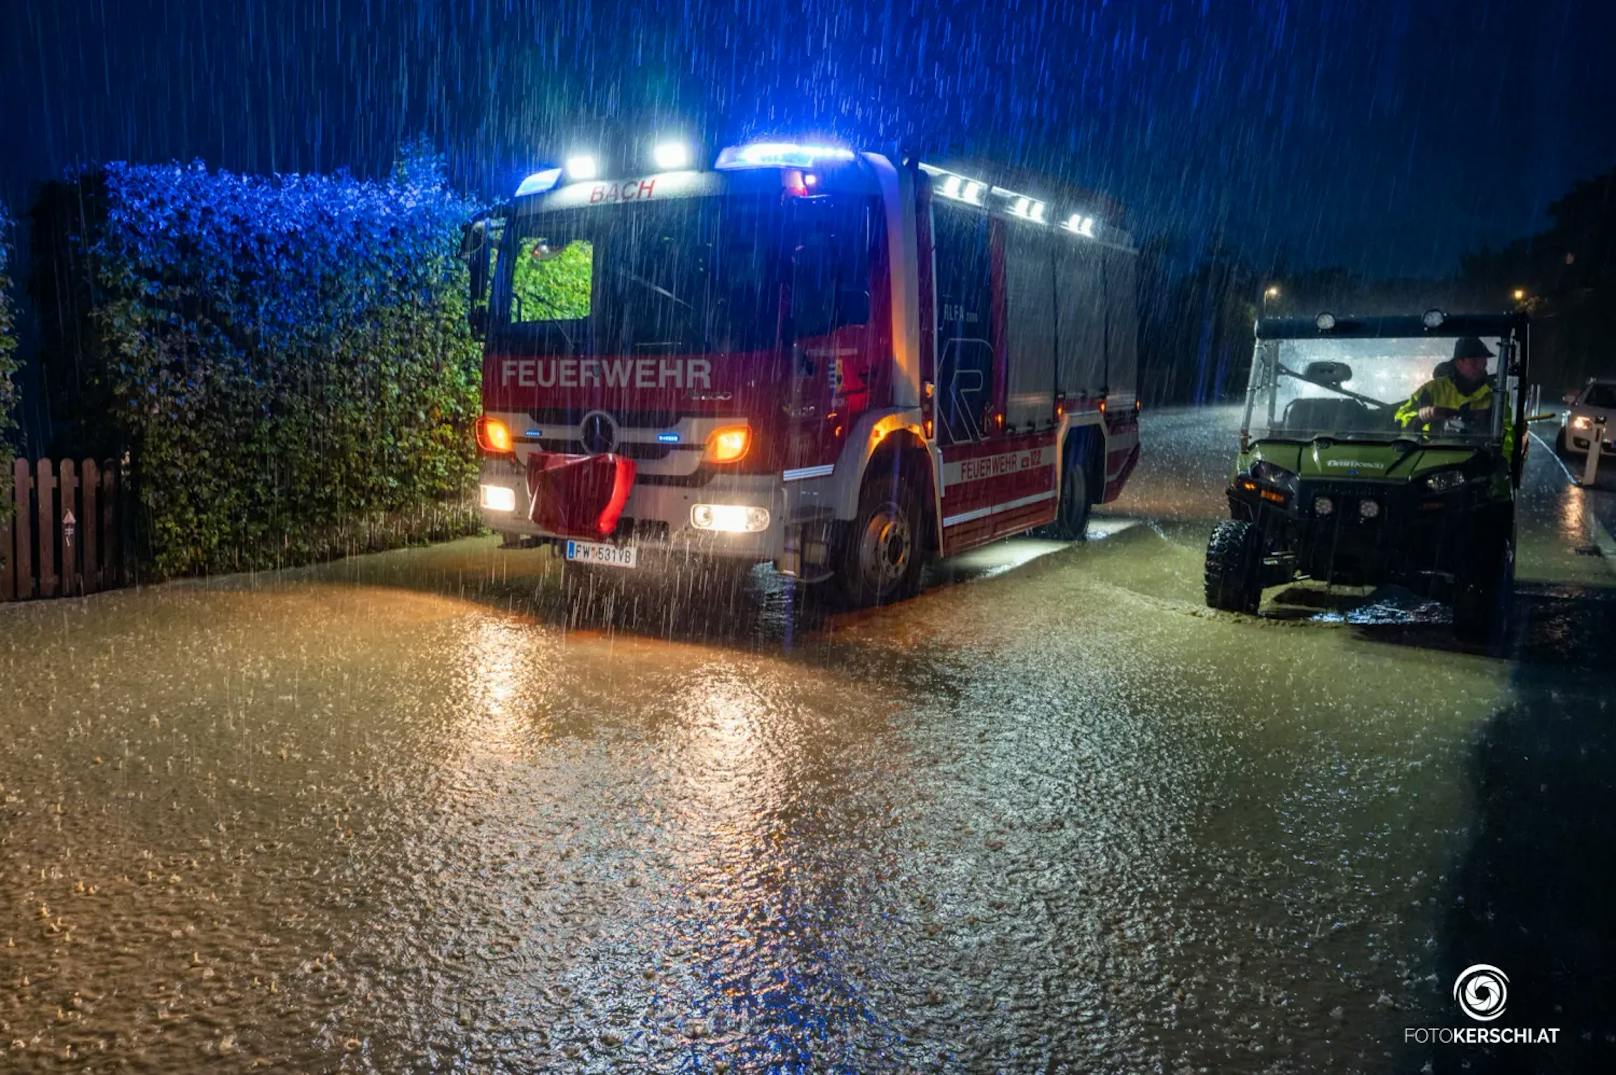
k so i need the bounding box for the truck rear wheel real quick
[1048,450,1091,540]
[1204,519,1264,614]
[834,465,926,607]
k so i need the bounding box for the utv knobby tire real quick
[1204,519,1264,614]
[1453,516,1516,644]
[1048,452,1092,540]
[833,466,926,608]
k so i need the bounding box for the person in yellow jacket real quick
[1395,336,1496,430]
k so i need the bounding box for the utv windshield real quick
[1244,336,1509,445]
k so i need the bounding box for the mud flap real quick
[526,452,637,538]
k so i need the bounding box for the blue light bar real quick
[715,142,856,170]
[514,168,564,197]
[656,431,681,444]
[525,428,543,438]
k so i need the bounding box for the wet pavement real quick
[3,406,1614,1073]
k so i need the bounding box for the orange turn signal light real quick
[704,424,751,464]
[476,416,513,454]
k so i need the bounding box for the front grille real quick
[531,437,682,461]
[527,407,682,429]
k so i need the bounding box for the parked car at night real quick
[1557,378,1616,458]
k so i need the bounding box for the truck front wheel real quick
[1204,519,1264,614]
[834,467,926,607]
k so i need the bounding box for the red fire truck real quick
[464,140,1140,604]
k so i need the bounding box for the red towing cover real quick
[525,452,637,538]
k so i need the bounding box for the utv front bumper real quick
[1230,481,1507,588]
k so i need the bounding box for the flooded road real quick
[4,407,1614,1072]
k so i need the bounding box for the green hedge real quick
[43,146,484,578]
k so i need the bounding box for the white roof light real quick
[652,141,692,170]
[1422,309,1447,329]
[1062,213,1097,238]
[1316,312,1338,331]
[565,154,598,180]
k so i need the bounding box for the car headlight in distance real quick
[691,504,770,533]
[1250,460,1300,494]
[1572,415,1593,430]
[480,484,517,512]
[1422,469,1466,493]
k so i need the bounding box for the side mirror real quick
[461,215,499,341]
[1302,359,1352,387]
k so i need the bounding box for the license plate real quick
[564,540,638,569]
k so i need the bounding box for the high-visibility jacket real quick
[1395,376,1515,457]
[1395,376,1494,429]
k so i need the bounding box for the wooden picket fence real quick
[2,458,128,601]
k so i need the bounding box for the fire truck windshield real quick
[494,193,788,357]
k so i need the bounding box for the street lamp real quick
[1511,288,1526,302]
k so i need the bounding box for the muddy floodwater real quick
[3,407,1614,1072]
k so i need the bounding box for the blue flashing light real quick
[514,168,563,197]
[525,428,543,438]
[656,431,681,444]
[715,142,857,170]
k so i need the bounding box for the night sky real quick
[2,0,1613,276]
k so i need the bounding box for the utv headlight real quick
[1250,460,1299,495]
[1422,469,1466,494]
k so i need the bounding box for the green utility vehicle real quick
[1205,311,1532,641]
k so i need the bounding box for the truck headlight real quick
[691,504,770,533]
[480,484,517,512]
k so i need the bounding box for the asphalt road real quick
[2,406,1613,1073]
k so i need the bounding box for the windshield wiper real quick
[612,265,695,310]
[1274,363,1395,409]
